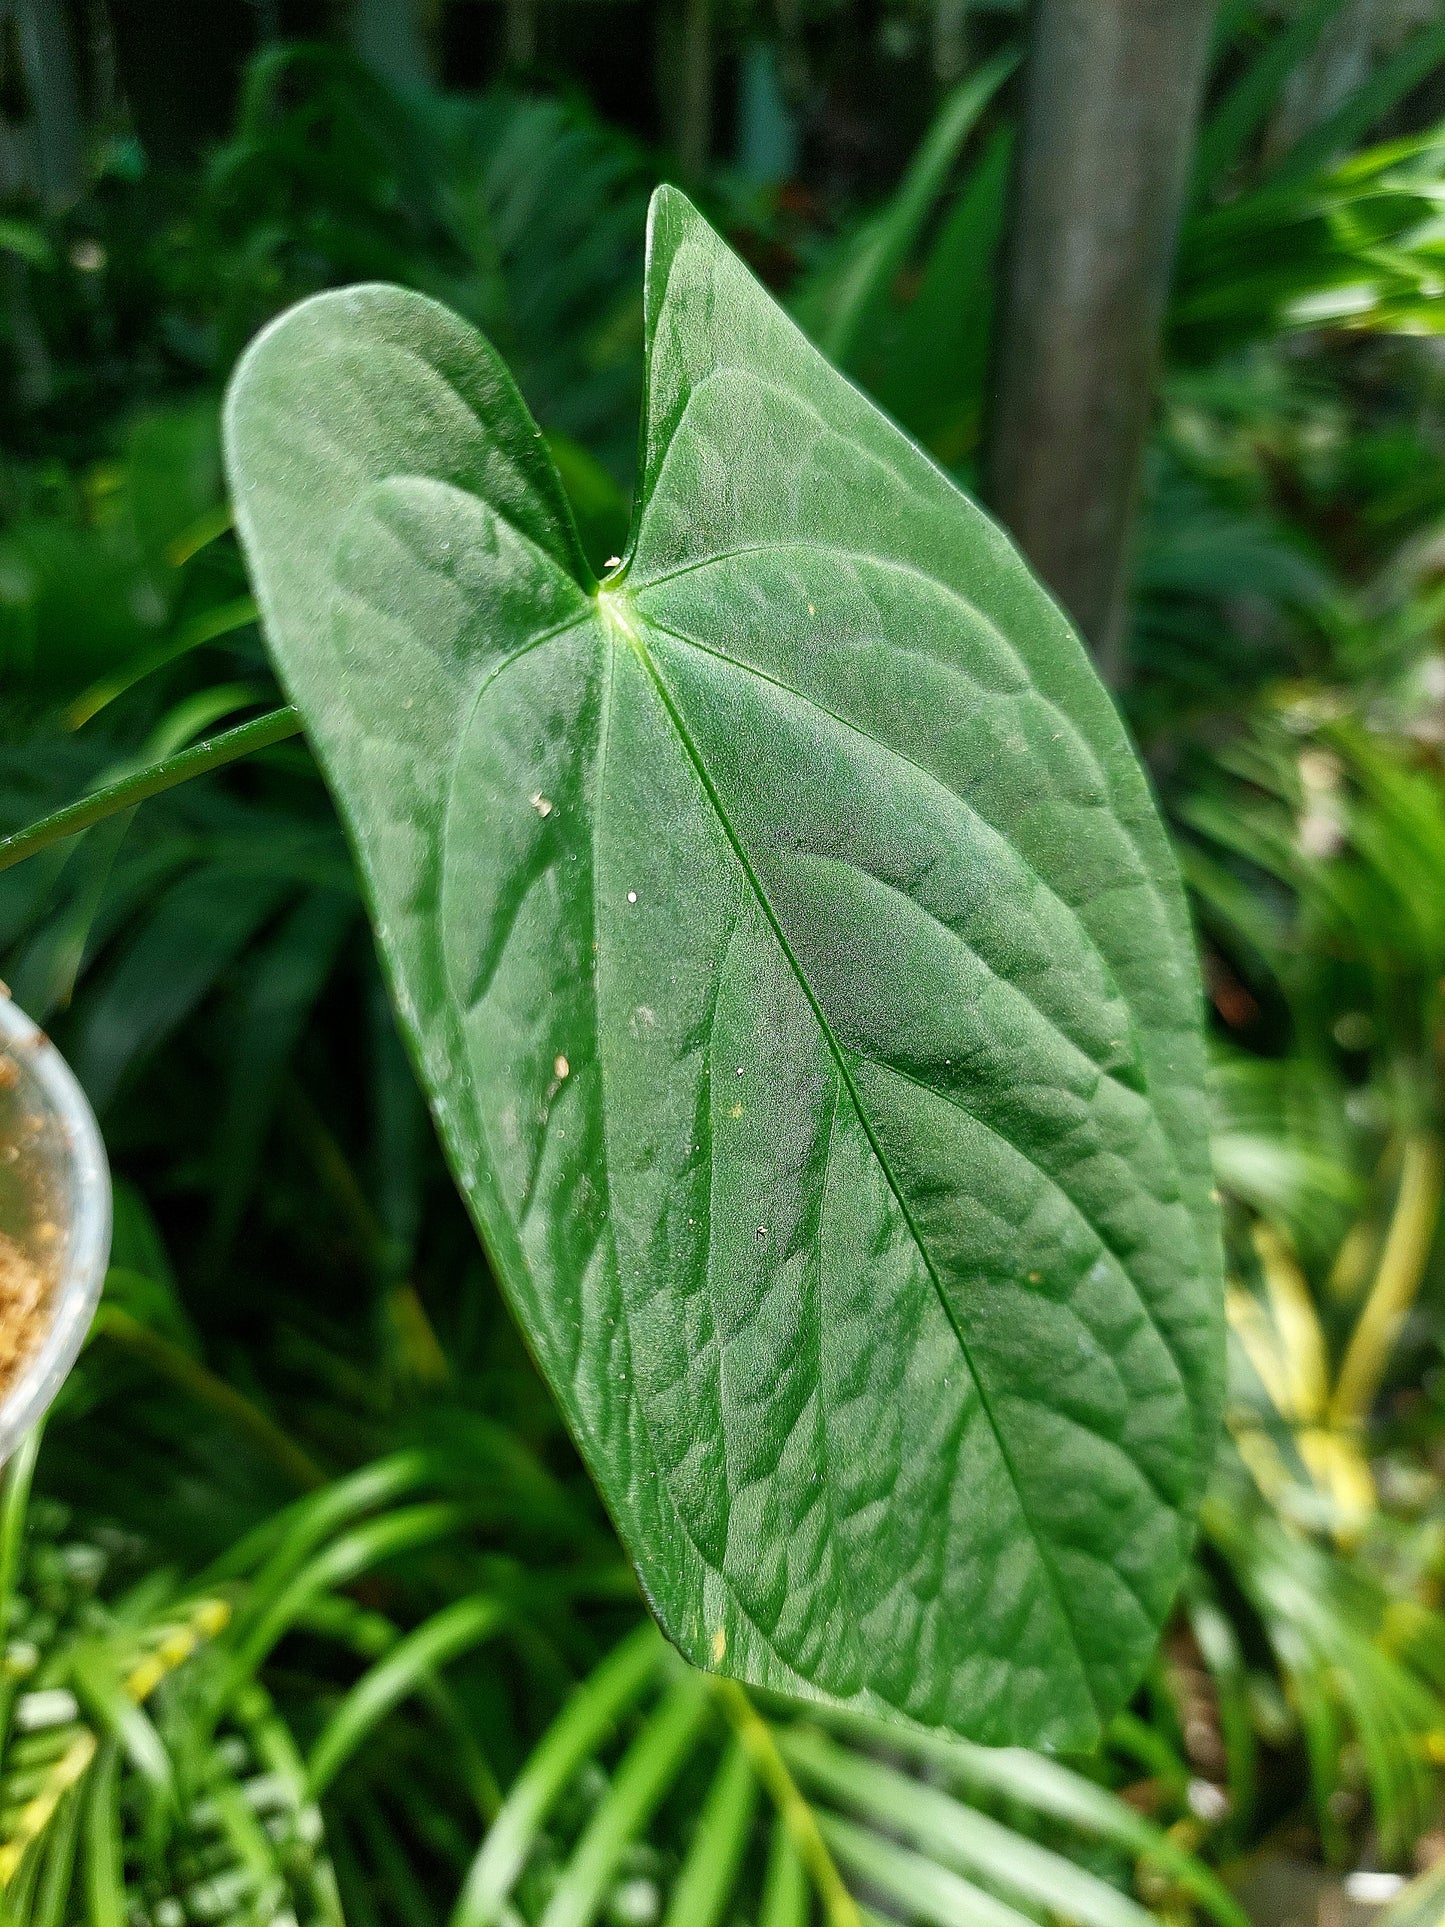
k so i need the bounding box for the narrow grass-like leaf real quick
[451,1624,664,1927]
[30,1786,82,1927]
[0,1430,39,1661]
[795,50,1016,366]
[661,1735,756,1927]
[1191,0,1349,194]
[1268,21,1445,184]
[208,885,357,1258]
[72,865,295,1109]
[758,1819,809,1927]
[65,595,260,729]
[69,1651,172,1803]
[537,1671,713,1927]
[872,126,1013,458]
[93,1305,326,1492]
[204,1448,438,1586]
[354,1791,438,1927]
[780,1725,1152,1927]
[818,1815,1035,1927]
[228,1502,472,1683]
[817,1705,1250,1927]
[715,1680,858,1927]
[80,1745,124,1927]
[307,1595,510,1795]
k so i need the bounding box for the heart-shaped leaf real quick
[224,187,1223,1749]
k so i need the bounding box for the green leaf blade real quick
[225,188,1224,1752]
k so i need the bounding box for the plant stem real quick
[1330,1132,1445,1432]
[0,707,301,875]
[0,1427,42,1765]
[714,1681,861,1927]
[0,1425,40,1657]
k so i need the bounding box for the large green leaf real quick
[223,186,1223,1749]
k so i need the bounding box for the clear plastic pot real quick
[0,991,110,1463]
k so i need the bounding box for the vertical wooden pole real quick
[933,0,969,89]
[986,0,1215,679]
[11,0,85,207]
[657,0,713,179]
[350,0,437,90]
[505,0,538,68]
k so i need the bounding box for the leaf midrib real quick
[625,532,1200,1072]
[427,576,830,1689]
[585,616,816,1677]
[627,541,1184,1074]
[632,604,1158,1111]
[595,589,1100,1718]
[626,607,1205,1466]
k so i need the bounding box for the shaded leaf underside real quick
[226,188,1223,1749]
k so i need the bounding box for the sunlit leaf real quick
[226,188,1224,1747]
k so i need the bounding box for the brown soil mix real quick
[0,1229,51,1401]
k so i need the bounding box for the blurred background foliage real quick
[4,0,1445,1922]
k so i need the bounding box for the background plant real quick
[3,0,1445,1920]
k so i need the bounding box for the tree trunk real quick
[736,41,798,183]
[350,0,437,91]
[774,0,809,112]
[9,0,85,208]
[985,0,1215,679]
[505,0,539,69]
[933,0,969,89]
[656,0,713,180]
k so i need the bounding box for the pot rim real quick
[0,991,111,1464]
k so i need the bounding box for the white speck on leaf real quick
[555,1055,570,1079]
[530,792,553,817]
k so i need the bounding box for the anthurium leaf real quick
[224,187,1224,1750]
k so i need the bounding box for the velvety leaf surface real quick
[224,187,1224,1749]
